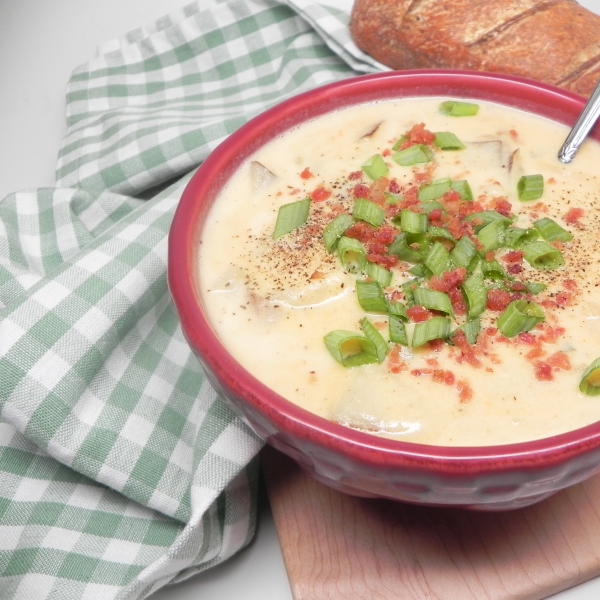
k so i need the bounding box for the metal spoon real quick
[558,78,600,163]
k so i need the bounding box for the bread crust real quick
[350,0,600,95]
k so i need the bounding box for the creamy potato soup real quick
[198,97,600,446]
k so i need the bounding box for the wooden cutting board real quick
[261,445,600,600]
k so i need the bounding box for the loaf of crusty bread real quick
[350,0,600,96]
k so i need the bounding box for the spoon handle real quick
[558,78,600,163]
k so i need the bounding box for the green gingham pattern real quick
[0,0,383,598]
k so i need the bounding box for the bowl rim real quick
[169,69,600,475]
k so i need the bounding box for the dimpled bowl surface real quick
[168,70,600,510]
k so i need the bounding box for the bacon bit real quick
[489,197,512,217]
[373,226,397,246]
[548,177,557,184]
[369,177,390,205]
[486,289,512,312]
[345,221,375,243]
[367,253,398,269]
[289,188,301,195]
[547,351,571,371]
[407,306,433,322]
[563,279,577,291]
[525,345,545,360]
[310,187,331,202]
[507,263,523,274]
[388,345,407,374]
[564,207,584,225]
[399,122,436,149]
[452,330,482,368]
[448,287,467,315]
[382,148,392,156]
[503,250,524,264]
[411,368,433,376]
[389,179,401,194]
[518,332,537,345]
[532,202,549,214]
[413,168,431,184]
[426,358,440,367]
[310,271,324,280]
[427,339,446,352]
[429,208,443,222]
[348,170,362,181]
[353,183,370,198]
[457,380,473,403]
[509,129,519,140]
[300,167,314,179]
[432,369,456,386]
[555,292,572,306]
[534,361,554,381]
[428,267,467,292]
[537,324,565,344]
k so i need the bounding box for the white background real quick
[2,0,600,598]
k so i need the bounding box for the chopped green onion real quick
[400,210,428,234]
[451,179,473,201]
[385,192,403,204]
[392,135,407,151]
[353,198,386,227]
[418,178,451,201]
[366,261,393,287]
[497,300,545,337]
[388,233,422,263]
[389,315,409,345]
[393,144,434,166]
[362,154,389,180]
[459,317,481,345]
[424,241,450,276]
[464,210,512,231]
[462,272,486,319]
[518,174,544,201]
[388,301,408,320]
[322,213,353,252]
[412,317,452,348]
[273,197,311,239]
[402,279,421,306]
[476,219,508,252]
[356,280,389,313]
[523,281,547,295]
[522,240,565,270]
[505,227,539,248]
[413,288,454,316]
[337,236,366,273]
[324,330,379,367]
[434,131,465,150]
[439,100,479,117]
[361,318,389,362]
[418,200,445,215]
[427,225,456,244]
[450,235,478,270]
[481,259,505,280]
[579,358,600,396]
[533,217,573,242]
[408,264,430,278]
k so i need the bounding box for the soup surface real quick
[198,97,600,446]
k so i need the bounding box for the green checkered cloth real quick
[0,0,384,598]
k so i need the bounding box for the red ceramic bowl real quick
[168,70,600,510]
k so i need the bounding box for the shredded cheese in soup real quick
[198,97,600,446]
